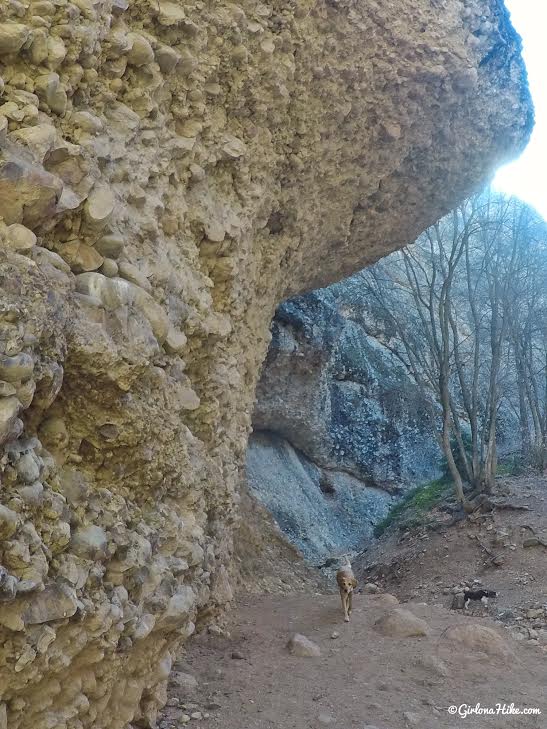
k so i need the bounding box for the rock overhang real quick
[0,0,533,726]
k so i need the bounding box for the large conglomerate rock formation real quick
[0,0,532,726]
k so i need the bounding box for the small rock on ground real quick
[363,583,380,594]
[404,710,423,726]
[287,633,321,657]
[415,653,450,677]
[170,672,198,691]
[317,712,334,725]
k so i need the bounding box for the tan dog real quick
[336,560,357,622]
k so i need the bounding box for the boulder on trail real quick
[374,608,429,638]
[370,593,399,608]
[443,624,515,659]
[287,633,321,657]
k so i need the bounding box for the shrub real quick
[374,478,451,537]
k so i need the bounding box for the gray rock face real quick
[249,284,442,559]
[246,432,393,561]
[254,289,442,489]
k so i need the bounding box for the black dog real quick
[464,589,497,609]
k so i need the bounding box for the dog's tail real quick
[341,554,352,567]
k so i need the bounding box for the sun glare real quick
[493,1,547,219]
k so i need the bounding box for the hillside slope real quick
[359,475,547,620]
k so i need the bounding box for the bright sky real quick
[493,1,547,219]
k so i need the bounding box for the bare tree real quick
[354,191,547,507]
[504,205,547,471]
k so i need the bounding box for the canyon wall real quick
[0,0,532,726]
[249,285,442,560]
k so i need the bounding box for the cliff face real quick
[0,0,532,726]
[249,286,442,560]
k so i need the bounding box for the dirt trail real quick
[159,477,547,729]
[160,592,547,729]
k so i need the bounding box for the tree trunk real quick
[440,370,469,509]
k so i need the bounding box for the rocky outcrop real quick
[247,283,442,559]
[0,0,532,727]
[254,287,442,485]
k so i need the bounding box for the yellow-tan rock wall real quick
[0,0,532,726]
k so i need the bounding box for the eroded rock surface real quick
[0,0,532,726]
[247,284,442,560]
[246,431,395,560]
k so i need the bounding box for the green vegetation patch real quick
[374,478,451,537]
[496,459,522,477]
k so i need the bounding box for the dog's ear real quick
[352,578,357,588]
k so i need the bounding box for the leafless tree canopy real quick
[355,191,547,506]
